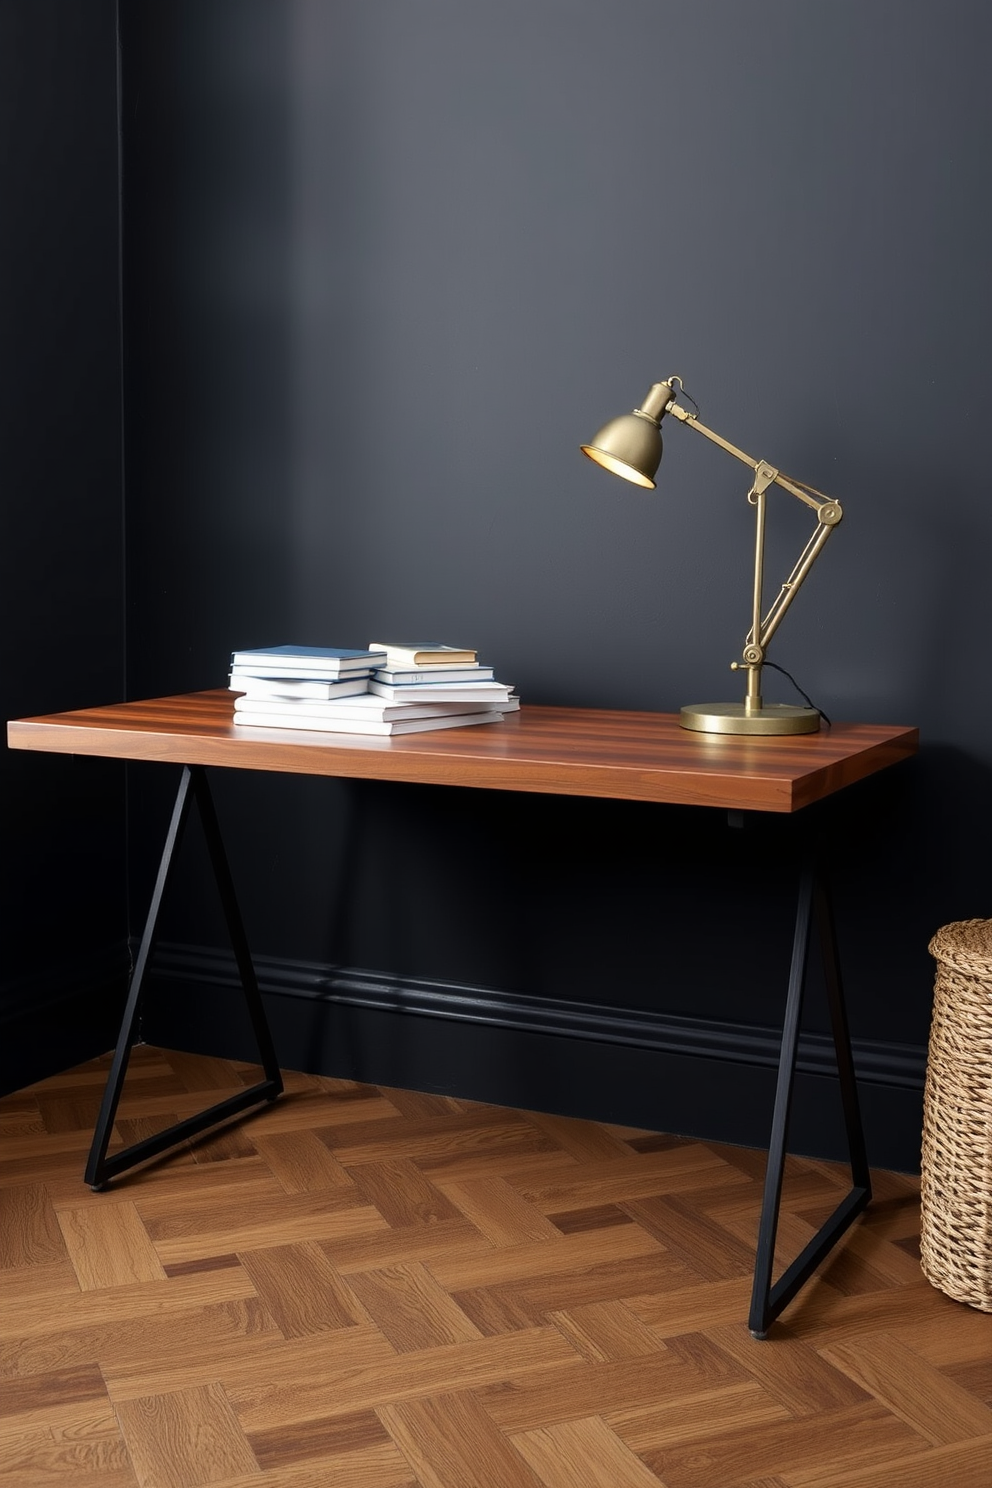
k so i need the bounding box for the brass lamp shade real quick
[580,410,662,488]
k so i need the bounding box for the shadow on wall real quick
[821,744,992,1050]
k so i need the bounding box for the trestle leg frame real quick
[85,765,282,1189]
[748,863,872,1337]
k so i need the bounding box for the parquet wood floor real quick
[2,1047,990,1488]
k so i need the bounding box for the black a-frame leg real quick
[748,862,872,1337]
[85,765,283,1189]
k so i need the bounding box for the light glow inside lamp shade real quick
[580,417,661,487]
[580,377,843,736]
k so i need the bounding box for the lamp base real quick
[680,702,820,736]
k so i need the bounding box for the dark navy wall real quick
[0,0,128,1092]
[41,0,992,1166]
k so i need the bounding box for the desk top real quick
[7,690,917,813]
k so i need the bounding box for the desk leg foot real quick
[748,863,872,1338]
[84,766,284,1189]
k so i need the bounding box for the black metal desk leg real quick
[85,766,283,1189]
[748,863,872,1337]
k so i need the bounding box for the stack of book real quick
[367,641,519,716]
[229,643,516,736]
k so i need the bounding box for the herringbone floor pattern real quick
[2,1048,990,1488]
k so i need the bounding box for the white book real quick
[368,679,514,703]
[369,641,476,666]
[233,693,498,723]
[229,674,370,700]
[372,663,495,684]
[232,708,505,737]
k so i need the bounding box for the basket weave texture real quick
[921,919,992,1311]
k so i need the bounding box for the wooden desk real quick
[8,691,918,1335]
[9,688,915,809]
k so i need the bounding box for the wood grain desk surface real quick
[8,690,918,814]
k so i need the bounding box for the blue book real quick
[230,645,387,676]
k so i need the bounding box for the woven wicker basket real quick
[921,919,992,1311]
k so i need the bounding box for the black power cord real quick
[762,660,832,727]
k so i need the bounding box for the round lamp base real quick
[680,702,820,736]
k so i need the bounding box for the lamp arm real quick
[665,399,836,518]
[662,393,843,698]
[754,518,837,653]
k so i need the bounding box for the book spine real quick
[368,683,511,702]
[373,668,495,684]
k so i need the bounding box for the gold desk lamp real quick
[581,377,842,736]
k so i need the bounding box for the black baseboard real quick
[0,945,131,1098]
[142,942,926,1173]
